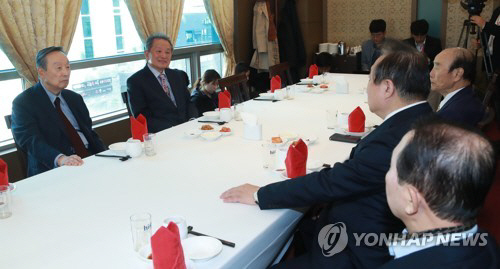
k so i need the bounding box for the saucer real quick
[203,111,220,120]
[185,129,202,138]
[182,236,223,261]
[200,132,222,141]
[108,142,126,152]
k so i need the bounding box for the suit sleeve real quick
[127,75,151,119]
[257,138,391,209]
[11,98,60,169]
[483,8,500,37]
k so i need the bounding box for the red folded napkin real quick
[270,75,281,93]
[218,90,231,109]
[130,114,148,142]
[309,64,318,78]
[348,106,365,133]
[151,223,187,269]
[0,159,8,186]
[285,139,308,179]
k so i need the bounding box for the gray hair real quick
[145,33,173,51]
[36,46,66,70]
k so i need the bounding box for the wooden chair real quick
[121,91,132,117]
[218,73,251,104]
[4,115,27,179]
[269,62,294,86]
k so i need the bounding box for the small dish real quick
[108,142,126,153]
[307,160,323,172]
[182,236,223,261]
[269,137,288,147]
[219,127,232,136]
[185,129,202,138]
[303,135,318,145]
[200,132,222,141]
[300,78,313,83]
[280,132,298,141]
[200,124,215,132]
[203,111,220,120]
[259,92,274,99]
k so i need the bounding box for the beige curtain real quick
[0,0,82,87]
[125,0,184,46]
[203,0,235,77]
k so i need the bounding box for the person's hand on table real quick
[220,184,260,205]
[57,155,84,167]
[470,15,486,28]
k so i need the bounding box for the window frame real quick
[0,43,224,151]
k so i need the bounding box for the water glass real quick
[130,212,152,252]
[0,185,12,219]
[326,109,337,129]
[286,86,295,100]
[261,143,276,169]
[143,133,156,156]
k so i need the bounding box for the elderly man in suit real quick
[431,48,485,126]
[127,33,197,133]
[221,50,433,269]
[11,46,106,177]
[380,117,499,268]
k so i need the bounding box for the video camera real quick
[460,0,487,16]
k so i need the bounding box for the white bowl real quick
[185,129,202,138]
[108,142,126,153]
[200,132,222,141]
[203,111,220,120]
[307,160,323,171]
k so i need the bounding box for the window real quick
[177,0,220,48]
[200,52,225,78]
[114,15,122,35]
[0,48,22,144]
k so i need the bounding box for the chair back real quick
[218,73,251,104]
[121,91,132,117]
[269,62,293,86]
[482,72,498,106]
[4,115,27,179]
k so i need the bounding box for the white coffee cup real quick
[220,108,232,122]
[163,216,188,239]
[274,89,286,100]
[126,138,142,158]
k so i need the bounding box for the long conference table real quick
[0,74,381,269]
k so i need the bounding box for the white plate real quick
[307,160,323,171]
[278,169,312,179]
[200,132,221,141]
[300,78,313,83]
[137,245,196,269]
[108,142,126,152]
[182,236,223,261]
[203,111,220,120]
[280,132,298,141]
[343,128,367,137]
[303,135,318,145]
[185,129,202,138]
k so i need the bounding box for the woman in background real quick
[190,69,221,117]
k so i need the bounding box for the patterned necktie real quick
[159,74,176,106]
[54,97,89,158]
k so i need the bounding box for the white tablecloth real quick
[0,74,378,269]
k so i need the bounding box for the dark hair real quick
[315,52,334,68]
[145,33,173,51]
[449,48,475,82]
[36,46,66,70]
[234,62,250,75]
[410,19,429,35]
[381,38,417,55]
[396,117,495,224]
[372,51,430,101]
[193,69,221,91]
[369,19,386,33]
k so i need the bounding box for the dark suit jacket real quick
[437,86,485,127]
[259,103,434,269]
[127,65,197,133]
[11,82,106,177]
[378,233,500,269]
[483,7,500,71]
[403,35,442,65]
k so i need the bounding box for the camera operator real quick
[471,6,500,71]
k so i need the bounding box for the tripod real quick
[457,18,494,80]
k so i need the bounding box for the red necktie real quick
[54,97,89,158]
